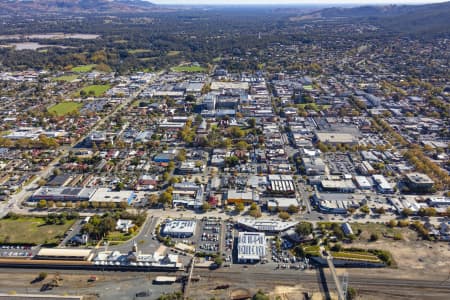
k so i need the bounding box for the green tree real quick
[37,199,47,209]
[370,233,379,242]
[360,205,370,214]
[247,118,256,128]
[202,202,211,211]
[159,191,173,206]
[295,222,313,236]
[278,211,290,220]
[214,255,223,267]
[252,290,269,300]
[287,205,299,214]
[235,202,245,213]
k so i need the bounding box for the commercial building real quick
[267,174,295,195]
[172,182,204,208]
[353,176,373,190]
[162,220,197,238]
[315,132,358,145]
[30,187,96,202]
[89,188,135,205]
[427,197,450,207]
[237,219,298,234]
[226,189,260,204]
[405,172,434,192]
[320,180,356,193]
[302,157,326,175]
[312,190,360,214]
[372,175,395,194]
[267,197,299,211]
[237,232,266,263]
[35,248,93,261]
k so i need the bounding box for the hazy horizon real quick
[151,0,448,5]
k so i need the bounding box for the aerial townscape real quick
[0,0,448,299]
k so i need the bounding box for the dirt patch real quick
[349,238,450,279]
[270,285,333,300]
[230,288,251,299]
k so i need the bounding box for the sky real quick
[151,0,446,5]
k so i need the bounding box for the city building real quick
[89,188,135,205]
[30,187,96,202]
[405,172,434,192]
[237,219,298,234]
[162,220,197,238]
[237,232,266,263]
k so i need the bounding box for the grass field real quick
[75,84,111,97]
[48,101,83,116]
[303,245,320,256]
[331,251,381,262]
[0,217,75,245]
[171,65,207,73]
[128,49,152,54]
[167,50,181,57]
[106,231,136,242]
[52,75,78,82]
[71,64,97,72]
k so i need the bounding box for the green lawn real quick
[303,245,320,256]
[106,231,136,242]
[52,75,78,82]
[75,84,111,97]
[0,217,75,246]
[48,101,83,116]
[71,64,97,72]
[331,251,381,262]
[171,65,207,73]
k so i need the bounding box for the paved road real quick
[58,220,83,247]
[108,215,160,253]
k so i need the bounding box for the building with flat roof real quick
[267,197,299,211]
[315,132,358,145]
[372,175,395,194]
[172,182,204,208]
[405,172,434,192]
[35,248,93,261]
[353,176,373,190]
[427,197,450,207]
[237,219,297,233]
[267,174,295,195]
[162,220,197,238]
[30,186,96,202]
[226,189,260,204]
[237,232,266,263]
[320,180,356,193]
[89,188,135,205]
[302,157,326,175]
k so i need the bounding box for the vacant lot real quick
[48,101,83,116]
[0,217,75,245]
[52,75,78,82]
[171,65,206,73]
[71,64,96,72]
[75,84,111,97]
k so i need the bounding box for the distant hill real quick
[295,1,450,34]
[0,0,155,14]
